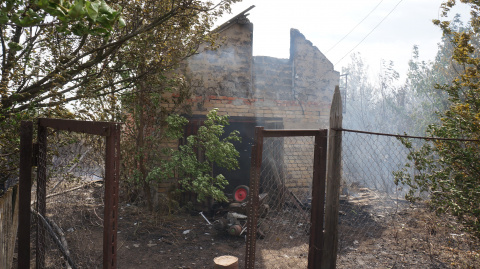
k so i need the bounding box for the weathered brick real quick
[162,19,339,197]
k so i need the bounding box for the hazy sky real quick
[218,0,471,81]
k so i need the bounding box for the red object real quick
[233,185,249,202]
[228,225,243,236]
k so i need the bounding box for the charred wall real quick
[164,18,340,195]
[185,21,253,102]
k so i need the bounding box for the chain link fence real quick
[32,130,106,268]
[338,131,410,265]
[337,130,480,268]
[253,135,317,269]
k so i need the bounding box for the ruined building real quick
[164,8,339,196]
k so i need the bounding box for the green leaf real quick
[85,0,100,21]
[98,0,114,15]
[117,16,125,28]
[0,12,8,24]
[36,0,50,8]
[71,22,89,35]
[68,0,86,19]
[1,0,14,13]
[53,5,68,18]
[88,26,108,35]
[96,14,111,29]
[8,41,22,51]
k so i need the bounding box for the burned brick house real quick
[163,8,339,198]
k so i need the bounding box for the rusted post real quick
[245,126,264,269]
[103,123,121,269]
[308,129,328,268]
[25,118,121,269]
[18,121,33,269]
[322,86,343,268]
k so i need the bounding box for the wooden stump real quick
[213,255,238,269]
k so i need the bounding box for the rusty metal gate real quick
[18,118,121,269]
[245,127,328,269]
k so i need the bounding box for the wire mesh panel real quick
[33,130,106,268]
[17,119,121,269]
[257,136,313,268]
[249,131,325,269]
[337,130,414,268]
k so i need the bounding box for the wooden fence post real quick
[1,186,20,269]
[322,86,343,268]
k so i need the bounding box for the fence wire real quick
[337,131,410,264]
[32,130,106,268]
[253,136,315,269]
[337,130,480,268]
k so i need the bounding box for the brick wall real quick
[181,18,340,123]
[169,17,339,196]
[185,21,253,102]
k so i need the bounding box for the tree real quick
[342,54,413,192]
[107,0,232,211]
[405,14,469,135]
[341,53,375,131]
[119,76,191,211]
[395,1,480,235]
[0,0,237,115]
[0,0,240,186]
[341,53,405,133]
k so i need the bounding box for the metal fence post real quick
[18,121,33,269]
[20,118,121,268]
[36,123,47,269]
[104,123,121,269]
[245,126,264,269]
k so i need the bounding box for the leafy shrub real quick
[148,109,240,202]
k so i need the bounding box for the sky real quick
[217,0,471,82]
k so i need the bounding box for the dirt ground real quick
[337,202,480,268]
[13,183,480,269]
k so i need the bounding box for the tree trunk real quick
[213,255,238,269]
[136,83,153,212]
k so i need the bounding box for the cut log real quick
[213,255,238,269]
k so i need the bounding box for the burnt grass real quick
[12,183,480,269]
[337,200,480,268]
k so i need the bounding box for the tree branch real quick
[31,208,78,269]
[0,25,6,69]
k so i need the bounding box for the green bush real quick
[149,109,240,202]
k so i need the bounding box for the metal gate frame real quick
[245,127,328,269]
[18,118,121,269]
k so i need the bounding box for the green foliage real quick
[395,134,480,234]
[0,0,240,191]
[395,1,480,235]
[0,110,33,186]
[150,109,241,202]
[0,0,123,35]
[118,75,192,210]
[405,15,472,135]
